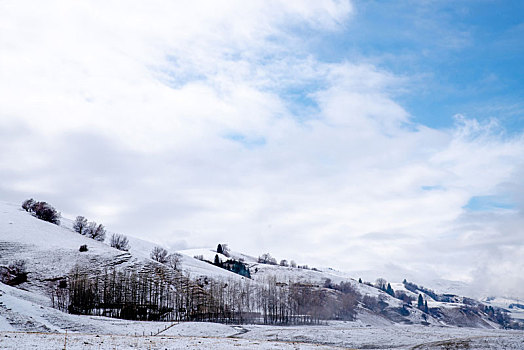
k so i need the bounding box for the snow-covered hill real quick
[0,200,521,334]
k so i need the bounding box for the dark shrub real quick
[29,201,61,225]
[21,198,35,211]
[0,260,28,285]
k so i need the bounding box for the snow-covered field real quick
[1,324,523,349]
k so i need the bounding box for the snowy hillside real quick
[0,201,521,331]
[1,201,524,348]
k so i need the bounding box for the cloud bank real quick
[1,0,523,298]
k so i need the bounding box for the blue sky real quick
[306,1,524,131]
[1,0,523,298]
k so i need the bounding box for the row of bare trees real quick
[50,263,360,325]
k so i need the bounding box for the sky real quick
[1,0,523,298]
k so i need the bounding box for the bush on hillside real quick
[21,199,61,225]
[110,233,130,251]
[21,198,35,211]
[84,222,106,242]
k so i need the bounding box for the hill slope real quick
[0,201,516,331]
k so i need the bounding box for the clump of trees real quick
[257,253,302,269]
[110,233,130,251]
[395,290,414,304]
[73,216,106,242]
[417,294,429,313]
[212,244,251,278]
[146,247,182,270]
[21,199,61,225]
[403,279,440,301]
[51,263,361,325]
[322,279,361,320]
[258,253,277,265]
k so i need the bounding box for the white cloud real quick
[1,0,523,298]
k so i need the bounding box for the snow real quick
[483,296,524,322]
[1,201,524,348]
[238,322,524,349]
[0,332,345,349]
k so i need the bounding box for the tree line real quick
[49,262,360,325]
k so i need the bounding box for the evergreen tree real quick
[424,300,429,313]
[214,254,221,266]
[217,244,223,254]
[417,294,424,309]
[386,283,395,296]
[358,278,362,283]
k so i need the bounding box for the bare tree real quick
[85,222,106,242]
[290,260,297,268]
[110,233,130,251]
[150,246,168,264]
[221,244,231,257]
[362,295,379,311]
[73,216,88,235]
[375,278,388,291]
[166,253,182,270]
